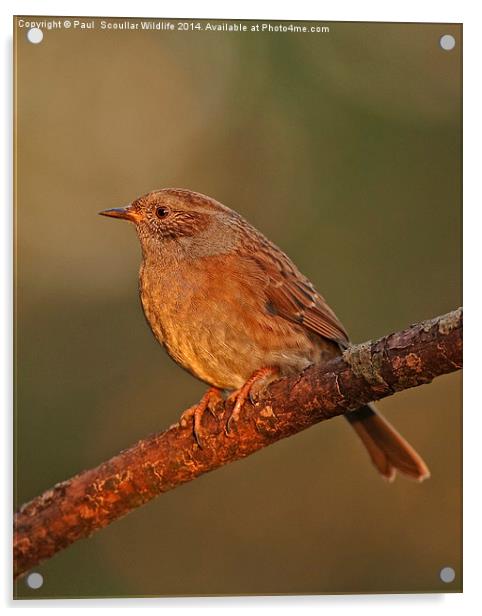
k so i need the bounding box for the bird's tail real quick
[345,404,430,482]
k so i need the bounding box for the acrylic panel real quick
[14,16,462,598]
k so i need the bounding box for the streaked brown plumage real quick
[100,188,430,481]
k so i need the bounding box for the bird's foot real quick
[179,387,223,447]
[225,367,279,434]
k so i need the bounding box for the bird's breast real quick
[139,254,324,389]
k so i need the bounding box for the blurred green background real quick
[14,18,461,597]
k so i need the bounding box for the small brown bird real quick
[100,188,429,481]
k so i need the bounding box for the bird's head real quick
[100,188,242,259]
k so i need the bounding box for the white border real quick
[2,1,479,614]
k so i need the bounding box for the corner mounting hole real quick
[440,34,455,51]
[26,572,44,589]
[440,566,455,583]
[27,28,44,44]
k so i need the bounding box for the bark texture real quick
[14,308,463,579]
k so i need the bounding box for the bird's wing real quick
[245,236,350,345]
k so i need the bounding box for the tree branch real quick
[14,308,463,580]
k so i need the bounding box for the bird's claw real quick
[225,402,242,435]
[179,387,222,448]
[224,366,279,435]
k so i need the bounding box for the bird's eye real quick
[155,206,170,219]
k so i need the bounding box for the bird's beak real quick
[99,204,139,223]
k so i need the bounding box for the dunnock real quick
[100,188,429,481]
